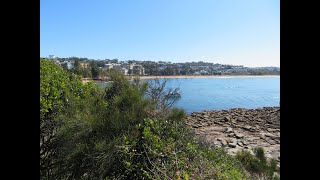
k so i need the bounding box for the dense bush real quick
[116,116,247,179]
[236,147,279,179]
[40,58,102,179]
[40,58,81,176]
[41,60,258,179]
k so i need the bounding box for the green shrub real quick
[40,58,104,179]
[115,116,247,179]
[40,58,83,178]
[236,147,279,179]
[41,64,249,179]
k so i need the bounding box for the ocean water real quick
[144,77,280,113]
[96,77,280,113]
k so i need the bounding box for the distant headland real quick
[41,56,280,80]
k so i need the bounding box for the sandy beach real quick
[128,75,279,79]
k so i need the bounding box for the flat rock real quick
[225,127,233,133]
[185,107,280,166]
[243,125,252,131]
[228,142,237,148]
[235,132,244,139]
[192,124,199,128]
[266,139,276,145]
[265,133,279,139]
[226,138,234,143]
[267,128,276,132]
[227,148,241,155]
[242,140,249,146]
[221,140,228,146]
[274,139,280,144]
[214,141,221,146]
[237,141,244,147]
[247,137,260,141]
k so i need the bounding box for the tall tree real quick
[90,61,100,78]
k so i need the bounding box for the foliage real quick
[115,116,247,179]
[40,58,76,176]
[71,66,92,78]
[90,60,100,78]
[43,70,154,179]
[40,58,101,179]
[40,62,251,179]
[236,147,279,179]
[145,78,181,116]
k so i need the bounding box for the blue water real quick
[144,77,280,113]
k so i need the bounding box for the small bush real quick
[236,147,279,179]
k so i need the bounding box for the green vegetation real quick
[236,148,279,180]
[40,58,278,179]
[40,58,99,177]
[51,56,280,77]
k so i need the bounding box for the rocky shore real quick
[185,107,280,166]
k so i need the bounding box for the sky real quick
[40,0,280,67]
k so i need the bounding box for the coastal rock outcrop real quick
[185,107,280,165]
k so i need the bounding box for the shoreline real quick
[128,75,280,79]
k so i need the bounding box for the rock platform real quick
[185,107,280,166]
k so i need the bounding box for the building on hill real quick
[120,68,128,75]
[79,62,89,68]
[65,61,74,69]
[103,63,129,75]
[112,64,122,70]
[104,63,113,70]
[130,64,145,75]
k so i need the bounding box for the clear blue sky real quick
[40,0,279,67]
